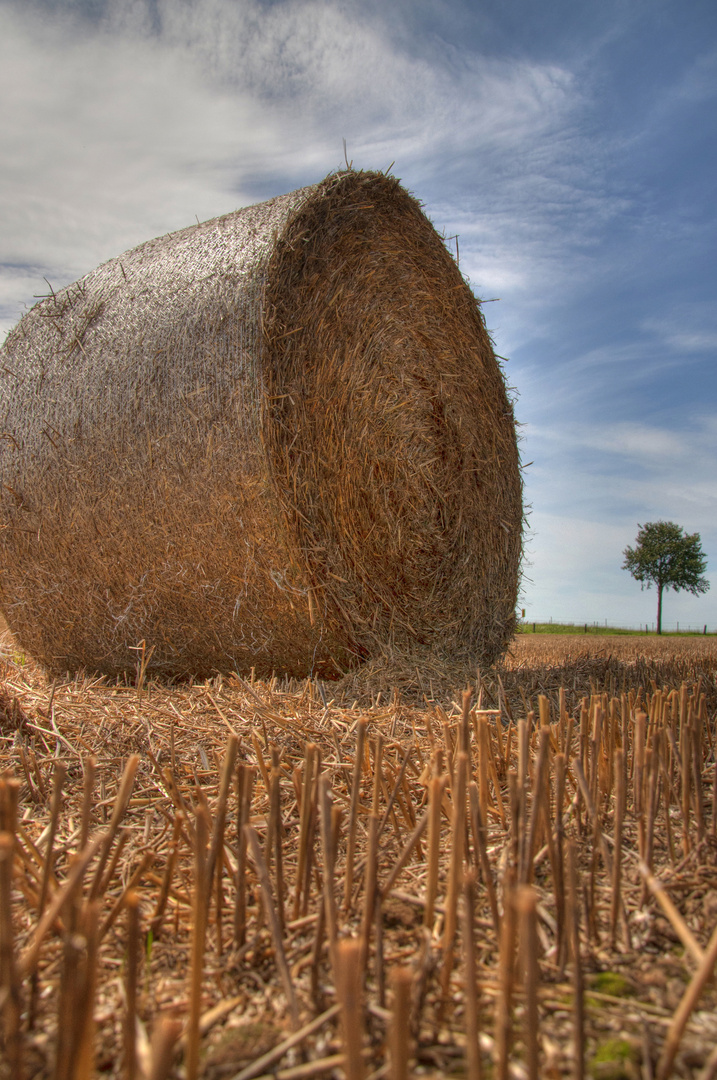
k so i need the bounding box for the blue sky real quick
[2,0,716,630]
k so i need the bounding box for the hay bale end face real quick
[0,170,522,678]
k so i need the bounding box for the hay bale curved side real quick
[0,187,322,677]
[0,170,522,677]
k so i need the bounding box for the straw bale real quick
[0,170,522,679]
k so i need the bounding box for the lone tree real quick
[622,521,710,634]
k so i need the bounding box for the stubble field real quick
[1,627,717,1080]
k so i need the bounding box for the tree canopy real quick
[622,521,709,633]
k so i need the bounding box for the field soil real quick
[1,628,717,1079]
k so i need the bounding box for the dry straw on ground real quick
[1,631,717,1080]
[0,169,521,680]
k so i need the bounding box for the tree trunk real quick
[657,585,663,635]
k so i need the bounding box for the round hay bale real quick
[0,170,522,679]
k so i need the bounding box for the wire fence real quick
[520,619,714,635]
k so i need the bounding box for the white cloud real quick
[525,415,717,508]
[142,0,577,153]
[0,9,284,334]
[0,0,590,337]
[534,415,716,468]
[651,43,717,111]
[571,422,688,462]
[642,307,717,355]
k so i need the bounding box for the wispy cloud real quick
[527,414,717,493]
[643,305,717,355]
[0,0,591,336]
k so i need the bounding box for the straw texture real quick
[0,170,521,678]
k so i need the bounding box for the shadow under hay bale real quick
[0,170,522,679]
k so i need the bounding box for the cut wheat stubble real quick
[0,657,716,1080]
